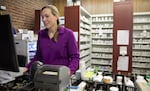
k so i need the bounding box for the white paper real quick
[117,30,129,45]
[120,46,127,56]
[73,32,78,42]
[117,56,129,71]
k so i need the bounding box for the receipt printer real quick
[33,65,70,91]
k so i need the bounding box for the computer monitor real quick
[0,14,20,83]
[0,14,19,72]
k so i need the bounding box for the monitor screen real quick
[0,14,19,72]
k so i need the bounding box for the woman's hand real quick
[20,67,28,73]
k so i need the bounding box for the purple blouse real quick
[26,26,79,75]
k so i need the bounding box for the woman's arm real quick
[67,30,80,75]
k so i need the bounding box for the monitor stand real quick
[0,67,24,84]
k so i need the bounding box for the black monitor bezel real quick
[0,14,19,72]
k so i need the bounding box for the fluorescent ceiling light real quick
[114,0,126,2]
[113,0,121,2]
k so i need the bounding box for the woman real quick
[25,5,79,75]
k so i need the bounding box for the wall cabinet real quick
[65,6,91,69]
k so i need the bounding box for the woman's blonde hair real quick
[41,5,60,42]
[41,5,60,25]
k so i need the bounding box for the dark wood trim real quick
[113,0,133,75]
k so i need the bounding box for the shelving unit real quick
[91,12,150,75]
[65,9,150,75]
[132,12,150,75]
[65,6,91,69]
[91,14,113,71]
[80,6,91,68]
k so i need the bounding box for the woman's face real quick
[41,8,58,29]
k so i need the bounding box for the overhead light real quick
[114,0,126,2]
[113,0,121,2]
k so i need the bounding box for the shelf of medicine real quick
[132,12,150,75]
[91,14,113,71]
[79,6,92,69]
[92,43,112,46]
[91,55,112,59]
[91,12,150,75]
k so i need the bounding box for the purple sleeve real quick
[67,30,79,75]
